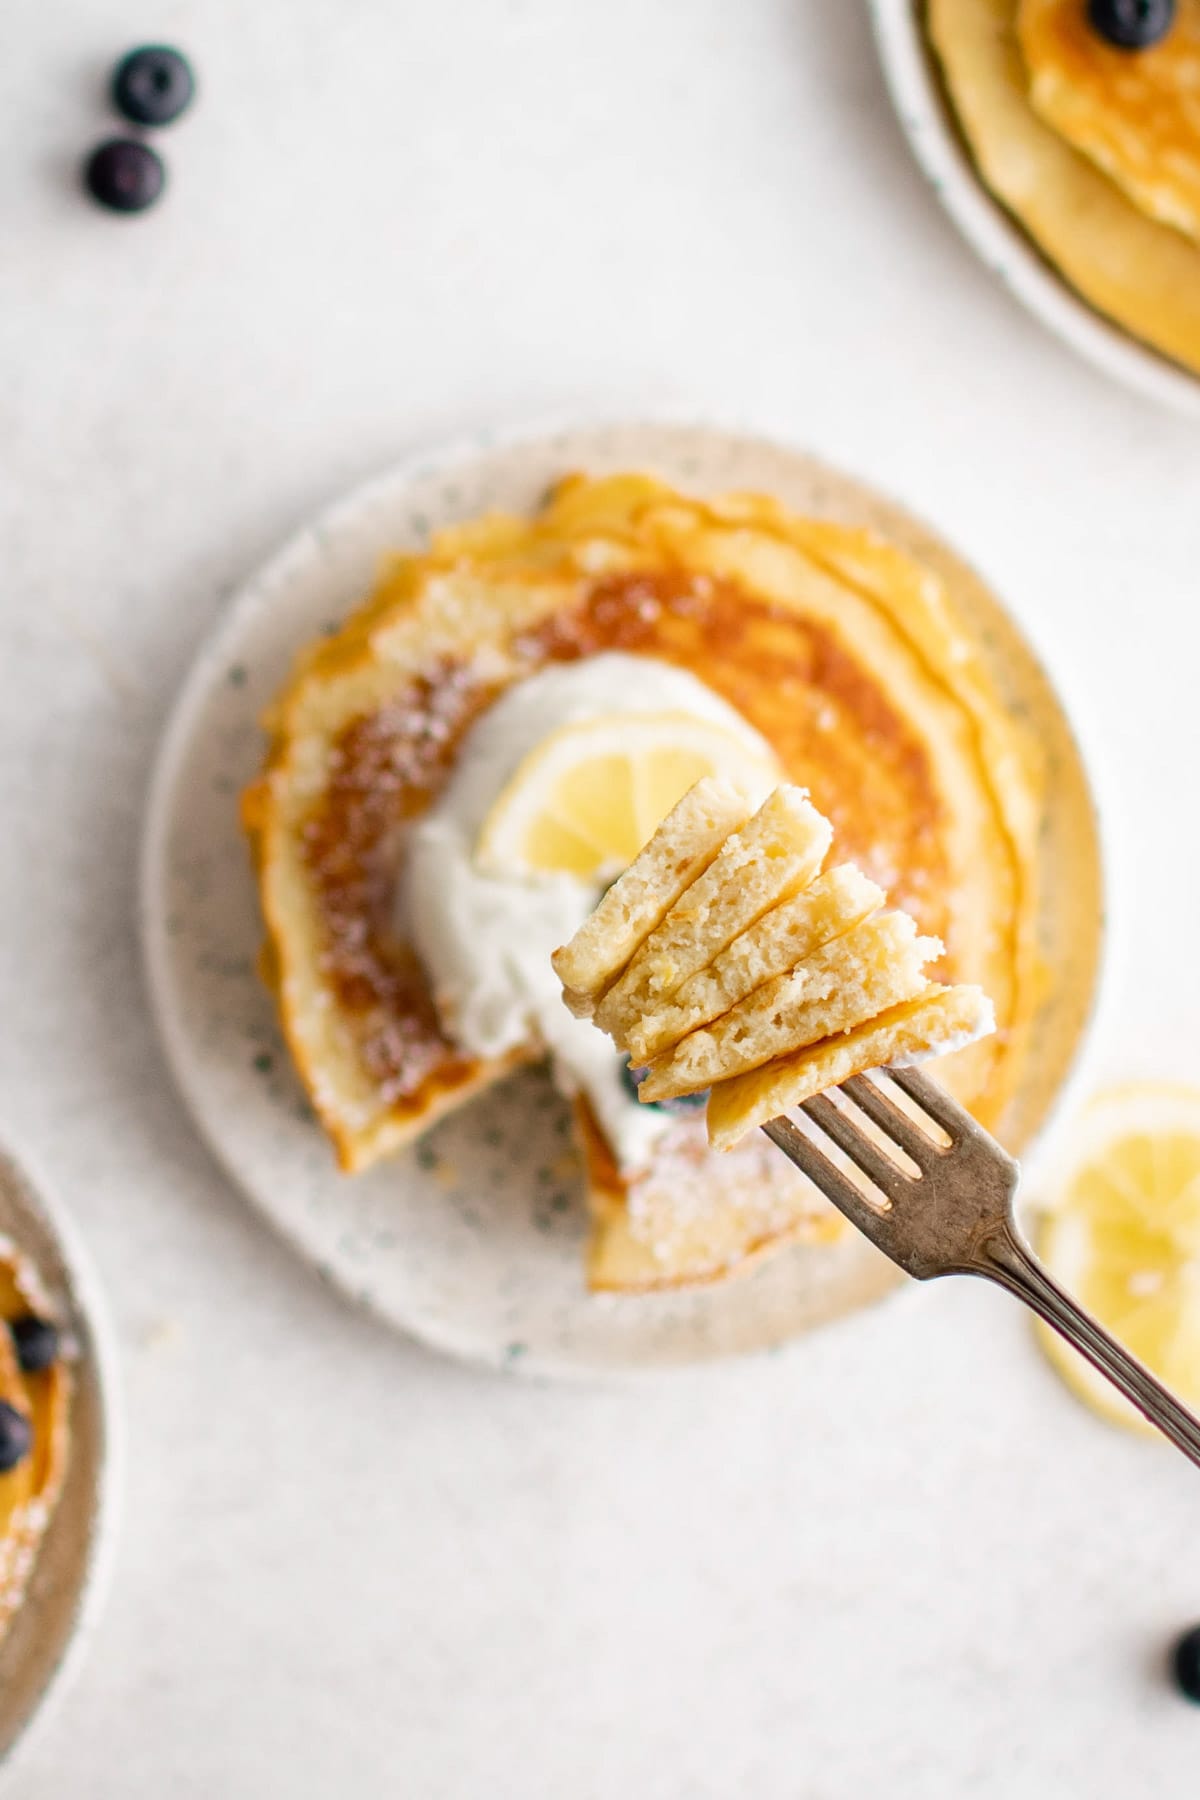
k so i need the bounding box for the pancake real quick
[637,912,942,1102]
[559,782,989,1177]
[245,471,1039,1287]
[592,786,832,1051]
[623,863,885,1066]
[1018,0,1200,243]
[551,776,753,1018]
[926,0,1200,378]
[575,1100,846,1292]
[0,1247,69,1642]
[706,985,996,1152]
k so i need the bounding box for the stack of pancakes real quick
[244,472,1040,1292]
[555,779,993,1151]
[926,0,1200,376]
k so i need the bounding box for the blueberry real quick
[0,1403,31,1475]
[1172,1625,1200,1703]
[620,1059,649,1103]
[1087,0,1175,49]
[83,138,166,214]
[9,1315,59,1375]
[618,1058,708,1114]
[112,45,195,127]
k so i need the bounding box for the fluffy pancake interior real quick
[624,862,885,1065]
[551,775,753,1016]
[594,785,832,1049]
[638,912,941,1101]
[706,986,995,1152]
[558,776,994,1165]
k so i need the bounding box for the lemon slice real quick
[476,712,779,880]
[1035,1084,1200,1434]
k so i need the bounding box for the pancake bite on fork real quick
[556,782,995,1151]
[243,472,1038,1292]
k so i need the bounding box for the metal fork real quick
[762,1067,1200,1469]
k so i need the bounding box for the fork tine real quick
[761,1117,892,1242]
[841,1074,943,1163]
[799,1093,914,1201]
[885,1065,978,1139]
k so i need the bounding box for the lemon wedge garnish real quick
[1036,1084,1200,1434]
[476,711,778,880]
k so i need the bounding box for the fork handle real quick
[978,1225,1200,1469]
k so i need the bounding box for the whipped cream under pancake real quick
[244,472,1040,1291]
[927,0,1200,378]
[403,654,776,1170]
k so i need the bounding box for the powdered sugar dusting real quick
[625,1117,842,1266]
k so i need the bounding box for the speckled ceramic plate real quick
[140,421,1104,1377]
[869,0,1200,417]
[0,1143,120,1766]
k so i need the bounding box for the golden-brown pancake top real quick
[246,474,1038,1181]
[926,0,1200,377]
[1018,0,1200,242]
[291,566,949,1126]
[0,1248,69,1641]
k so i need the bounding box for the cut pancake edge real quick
[555,776,996,1161]
[623,862,887,1066]
[550,774,756,1014]
[637,913,944,1102]
[593,785,832,1048]
[706,985,996,1152]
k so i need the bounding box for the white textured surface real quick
[2,1,1199,1794]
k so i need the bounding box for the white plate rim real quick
[868,0,1200,418]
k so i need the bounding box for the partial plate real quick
[869,0,1200,417]
[0,1142,120,1766]
[140,420,1104,1377]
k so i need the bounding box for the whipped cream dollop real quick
[401,653,775,1170]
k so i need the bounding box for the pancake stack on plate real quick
[926,0,1200,378]
[244,472,1041,1294]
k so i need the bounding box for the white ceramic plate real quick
[869,0,1200,418]
[140,420,1103,1378]
[0,1142,120,1768]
